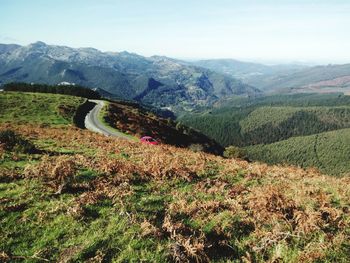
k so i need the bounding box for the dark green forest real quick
[180,93,350,175]
[180,93,350,147]
[244,128,350,176]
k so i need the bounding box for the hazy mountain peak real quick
[0,43,21,54]
[31,41,47,47]
[27,41,49,52]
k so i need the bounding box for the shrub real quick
[189,143,204,153]
[175,122,185,133]
[24,155,77,194]
[0,129,36,153]
[57,104,76,120]
[223,146,247,159]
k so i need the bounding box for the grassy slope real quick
[1,92,350,262]
[0,91,85,126]
[245,128,350,176]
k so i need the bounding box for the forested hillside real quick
[180,93,350,146]
[180,93,350,175]
[240,106,350,145]
[245,128,350,176]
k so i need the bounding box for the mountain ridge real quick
[0,42,261,112]
[192,58,350,95]
[191,58,308,80]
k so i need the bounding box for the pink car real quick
[140,136,158,145]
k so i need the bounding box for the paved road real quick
[84,100,132,140]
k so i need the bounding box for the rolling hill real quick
[0,42,261,112]
[0,91,85,126]
[104,100,223,154]
[1,91,350,262]
[0,91,223,154]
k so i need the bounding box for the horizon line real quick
[1,40,349,66]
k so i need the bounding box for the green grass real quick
[1,129,349,261]
[0,91,85,126]
[0,177,167,262]
[0,149,169,262]
[245,128,350,175]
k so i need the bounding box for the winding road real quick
[84,100,132,140]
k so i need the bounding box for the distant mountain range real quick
[0,42,260,112]
[245,64,350,94]
[191,59,307,80]
[192,59,350,95]
[2,42,349,112]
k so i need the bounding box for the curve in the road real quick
[84,100,133,140]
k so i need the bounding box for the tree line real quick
[3,82,101,99]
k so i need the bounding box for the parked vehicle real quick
[140,136,158,145]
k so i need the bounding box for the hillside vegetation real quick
[180,93,350,175]
[1,127,349,262]
[181,94,350,146]
[104,101,223,154]
[241,105,350,132]
[1,91,350,262]
[245,128,350,176]
[239,106,350,145]
[0,91,84,126]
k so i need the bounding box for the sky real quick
[1,0,350,64]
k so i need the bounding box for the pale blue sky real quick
[1,0,350,63]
